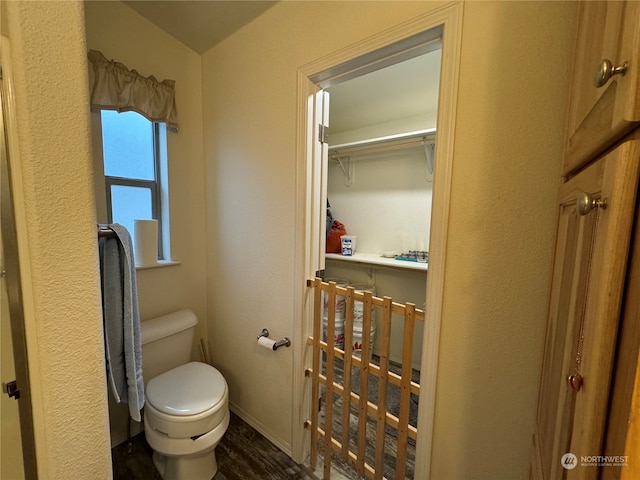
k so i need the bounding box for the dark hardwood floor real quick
[112,429,162,480]
[214,413,318,480]
[112,356,418,480]
[112,409,413,480]
[112,412,318,480]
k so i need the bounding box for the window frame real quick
[103,120,164,259]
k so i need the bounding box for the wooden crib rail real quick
[305,278,423,480]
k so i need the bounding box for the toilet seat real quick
[145,362,229,439]
[147,362,226,416]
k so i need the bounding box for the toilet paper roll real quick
[134,219,158,267]
[258,336,276,351]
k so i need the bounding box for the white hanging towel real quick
[99,223,144,421]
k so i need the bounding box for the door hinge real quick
[3,380,20,400]
[318,124,328,144]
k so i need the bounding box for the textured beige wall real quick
[4,1,112,478]
[202,0,448,454]
[83,0,207,445]
[2,0,576,477]
[202,1,576,478]
[430,2,576,479]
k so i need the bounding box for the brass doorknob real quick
[594,59,628,88]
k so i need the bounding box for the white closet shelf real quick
[325,252,428,271]
[328,128,436,157]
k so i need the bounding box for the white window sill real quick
[135,260,181,271]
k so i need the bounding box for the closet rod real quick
[328,128,436,158]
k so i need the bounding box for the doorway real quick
[0,35,37,479]
[293,4,462,478]
[324,47,441,371]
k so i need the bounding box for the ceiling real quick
[123,1,277,53]
[328,49,442,135]
[122,1,441,136]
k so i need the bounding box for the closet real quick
[323,48,441,370]
[532,2,640,479]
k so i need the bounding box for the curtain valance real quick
[88,50,178,132]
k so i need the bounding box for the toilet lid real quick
[146,362,226,416]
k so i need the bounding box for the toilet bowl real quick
[144,361,229,480]
[140,310,229,480]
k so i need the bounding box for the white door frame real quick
[292,3,463,478]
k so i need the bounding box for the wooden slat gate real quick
[305,278,423,480]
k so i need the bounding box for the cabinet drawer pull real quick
[593,59,628,88]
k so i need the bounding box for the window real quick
[100,110,166,259]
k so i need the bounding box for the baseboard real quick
[110,420,144,448]
[229,402,293,459]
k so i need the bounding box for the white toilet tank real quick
[141,309,198,383]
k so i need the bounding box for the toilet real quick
[140,310,229,480]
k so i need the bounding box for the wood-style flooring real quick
[113,408,413,480]
[112,412,319,480]
[113,412,377,480]
[112,356,418,480]
[113,411,413,480]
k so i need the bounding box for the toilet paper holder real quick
[257,328,291,350]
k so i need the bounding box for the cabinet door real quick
[601,194,640,480]
[564,1,640,176]
[533,138,640,480]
